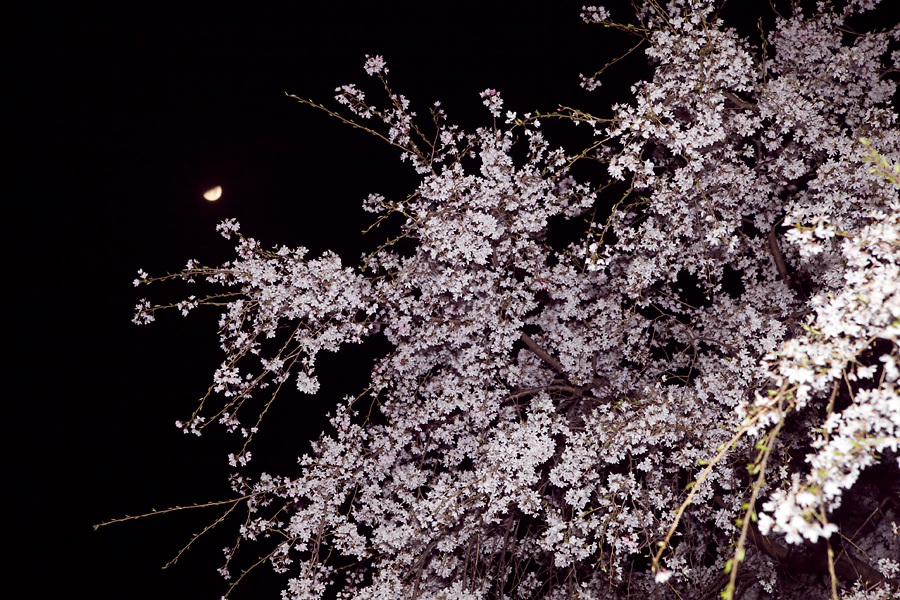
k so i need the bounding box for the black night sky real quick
[13,3,639,598]
[12,2,891,599]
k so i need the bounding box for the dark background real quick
[10,2,893,599]
[12,2,639,598]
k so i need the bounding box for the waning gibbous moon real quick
[203,186,223,201]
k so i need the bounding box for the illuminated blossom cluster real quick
[132,1,899,599]
[756,202,900,546]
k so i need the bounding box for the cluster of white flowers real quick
[133,1,899,598]
[479,89,504,119]
[756,202,899,546]
[363,54,388,76]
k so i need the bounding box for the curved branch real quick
[746,524,896,591]
[768,222,792,287]
[503,384,583,403]
[520,333,566,374]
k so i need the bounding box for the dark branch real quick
[520,333,566,374]
[768,223,792,287]
[746,524,896,591]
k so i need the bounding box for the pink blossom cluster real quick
[133,1,899,598]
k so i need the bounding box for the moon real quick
[203,186,223,201]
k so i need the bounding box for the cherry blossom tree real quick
[122,1,899,598]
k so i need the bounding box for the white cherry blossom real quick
[129,2,900,599]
